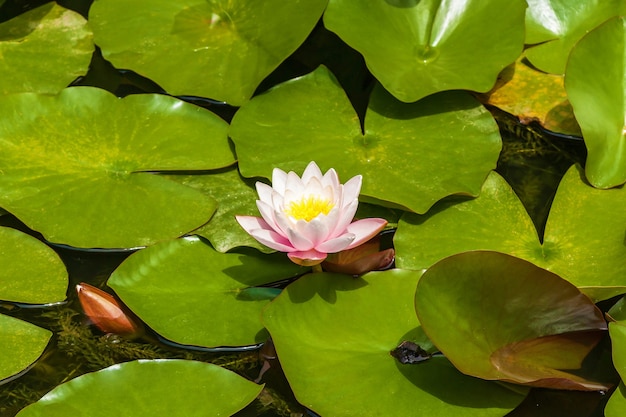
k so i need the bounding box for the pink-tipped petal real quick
[272,168,288,195]
[316,233,356,253]
[235,216,295,252]
[321,168,340,190]
[342,175,362,204]
[301,161,324,184]
[287,226,314,251]
[345,218,388,250]
[256,182,275,205]
[295,216,330,247]
[256,200,282,233]
[288,249,327,266]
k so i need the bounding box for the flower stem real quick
[311,264,323,273]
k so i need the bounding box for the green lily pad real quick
[323,0,525,102]
[15,359,263,416]
[0,87,234,249]
[606,382,626,417]
[0,3,93,95]
[565,16,626,189]
[164,167,271,253]
[0,226,67,304]
[416,251,608,390]
[0,314,52,382]
[231,66,501,214]
[607,322,626,417]
[89,0,327,105]
[262,270,525,416]
[395,166,626,300]
[524,0,625,74]
[108,236,305,347]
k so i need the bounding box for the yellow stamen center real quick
[286,196,334,222]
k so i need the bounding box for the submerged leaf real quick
[15,359,263,417]
[324,0,526,102]
[415,251,609,390]
[231,66,501,214]
[0,87,232,248]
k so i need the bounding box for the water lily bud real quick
[76,283,143,338]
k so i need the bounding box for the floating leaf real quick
[231,66,501,214]
[524,0,625,74]
[478,58,581,136]
[108,236,304,347]
[0,314,51,382]
[0,3,93,95]
[605,382,626,417]
[324,0,525,102]
[395,166,626,300]
[416,251,609,390]
[0,87,233,249]
[262,270,525,416]
[565,16,626,189]
[164,167,271,253]
[0,226,67,304]
[15,359,263,417]
[89,0,327,105]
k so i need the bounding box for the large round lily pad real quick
[262,270,525,416]
[395,166,626,300]
[0,3,93,95]
[89,0,327,105]
[0,226,67,304]
[323,0,525,102]
[0,314,51,383]
[416,251,608,390]
[524,0,625,74]
[565,16,626,189]
[108,236,304,347]
[0,87,234,249]
[15,359,263,417]
[231,65,501,214]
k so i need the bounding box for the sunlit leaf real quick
[0,226,67,304]
[15,359,263,417]
[0,314,51,382]
[0,87,233,249]
[395,166,626,300]
[89,0,327,105]
[606,316,626,416]
[0,3,93,95]
[164,167,271,253]
[565,16,626,188]
[478,58,581,136]
[524,0,625,74]
[231,66,501,214]
[108,236,305,347]
[605,382,626,417]
[262,270,525,416]
[416,251,609,390]
[324,0,525,102]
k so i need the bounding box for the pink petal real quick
[235,216,294,252]
[288,249,327,266]
[301,161,323,183]
[272,168,287,195]
[345,218,388,250]
[295,217,330,247]
[316,233,356,253]
[256,200,281,232]
[342,175,362,205]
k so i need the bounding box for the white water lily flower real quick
[236,162,387,266]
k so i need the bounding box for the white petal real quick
[273,209,295,235]
[256,200,281,232]
[285,172,305,201]
[329,199,359,238]
[302,161,323,184]
[304,176,325,196]
[287,225,314,251]
[316,233,355,253]
[256,182,274,205]
[342,175,362,206]
[321,168,340,190]
[272,168,288,195]
[295,217,330,247]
